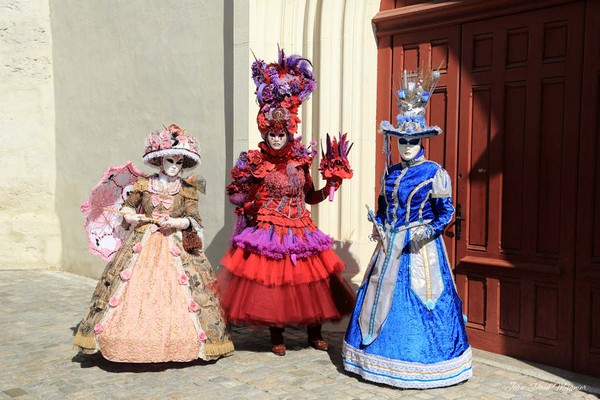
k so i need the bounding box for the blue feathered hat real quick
[380,68,442,164]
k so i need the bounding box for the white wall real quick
[0,0,61,269]
[50,1,229,278]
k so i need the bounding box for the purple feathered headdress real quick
[251,48,316,137]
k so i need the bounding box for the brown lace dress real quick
[73,176,234,362]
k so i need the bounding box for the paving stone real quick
[0,270,599,400]
[2,388,27,398]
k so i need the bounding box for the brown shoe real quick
[271,343,287,356]
[308,338,329,351]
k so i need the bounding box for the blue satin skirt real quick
[342,236,472,389]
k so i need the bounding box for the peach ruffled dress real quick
[98,231,199,362]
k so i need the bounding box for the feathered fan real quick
[319,133,354,201]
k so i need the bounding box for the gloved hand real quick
[160,217,190,230]
[326,176,343,190]
[123,213,145,226]
[411,225,434,245]
[370,226,381,241]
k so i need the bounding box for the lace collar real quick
[149,174,181,195]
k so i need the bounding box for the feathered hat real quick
[251,48,316,138]
[380,68,442,164]
[143,124,201,169]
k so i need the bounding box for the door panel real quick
[376,26,461,262]
[574,0,600,377]
[455,3,584,370]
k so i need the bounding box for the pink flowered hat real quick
[143,124,201,169]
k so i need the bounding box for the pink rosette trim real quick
[132,243,143,253]
[108,296,120,308]
[94,323,104,334]
[170,246,181,256]
[178,273,189,285]
[188,301,200,313]
[159,130,170,140]
[198,331,207,342]
[119,268,132,281]
[177,135,188,144]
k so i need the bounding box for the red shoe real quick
[271,344,286,356]
[269,327,286,356]
[308,339,329,351]
[306,324,328,351]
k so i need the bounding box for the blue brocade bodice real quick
[375,155,454,236]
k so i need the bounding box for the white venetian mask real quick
[398,137,422,161]
[266,132,289,150]
[161,155,184,177]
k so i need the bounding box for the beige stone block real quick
[44,235,62,266]
[0,89,42,116]
[0,183,54,210]
[0,211,60,269]
[0,240,44,267]
[10,213,60,236]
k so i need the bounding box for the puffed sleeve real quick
[121,177,147,212]
[180,184,205,247]
[431,168,452,198]
[227,152,253,207]
[429,168,454,236]
[180,184,203,228]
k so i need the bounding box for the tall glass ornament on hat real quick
[74,124,234,363]
[342,68,473,389]
[218,49,356,356]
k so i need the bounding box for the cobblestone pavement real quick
[0,270,598,400]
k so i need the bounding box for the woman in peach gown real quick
[74,124,234,363]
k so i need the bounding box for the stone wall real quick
[0,0,61,269]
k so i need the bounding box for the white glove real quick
[160,217,190,230]
[123,213,145,226]
[411,225,433,244]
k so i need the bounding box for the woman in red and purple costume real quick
[218,49,354,356]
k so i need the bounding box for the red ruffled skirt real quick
[219,245,350,327]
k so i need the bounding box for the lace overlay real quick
[98,231,200,362]
[74,176,233,361]
[342,342,472,389]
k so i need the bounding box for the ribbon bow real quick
[152,210,170,222]
[151,194,174,209]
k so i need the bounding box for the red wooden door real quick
[454,3,584,370]
[375,26,461,260]
[574,0,600,377]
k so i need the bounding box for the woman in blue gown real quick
[342,69,472,389]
